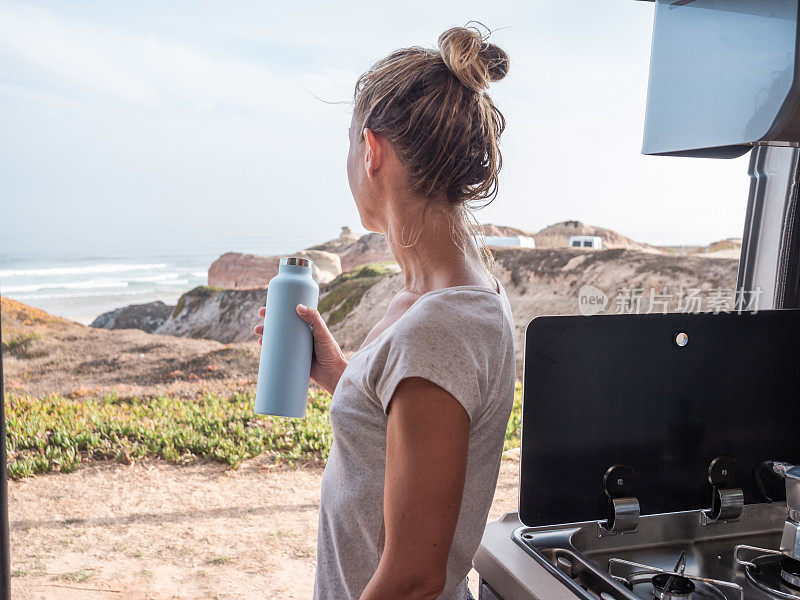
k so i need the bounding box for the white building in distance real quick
[568,235,603,249]
[478,235,536,249]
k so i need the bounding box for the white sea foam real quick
[128,272,181,283]
[20,289,153,301]
[2,278,131,293]
[0,263,168,278]
[150,279,189,286]
[4,276,193,294]
[1,256,221,322]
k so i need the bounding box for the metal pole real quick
[0,300,11,599]
[737,145,800,309]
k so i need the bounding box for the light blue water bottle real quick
[254,257,319,418]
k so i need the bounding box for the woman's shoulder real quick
[415,284,504,312]
[394,283,508,343]
[419,275,508,312]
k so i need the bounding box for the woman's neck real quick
[382,196,492,296]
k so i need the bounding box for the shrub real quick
[504,380,523,451]
[319,262,397,326]
[2,332,41,356]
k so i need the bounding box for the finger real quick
[258,337,262,346]
[296,304,325,329]
[254,324,263,336]
[258,307,266,318]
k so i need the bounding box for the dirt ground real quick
[9,456,520,600]
[2,297,261,400]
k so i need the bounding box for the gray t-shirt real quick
[313,279,516,600]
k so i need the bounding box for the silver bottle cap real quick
[280,256,313,268]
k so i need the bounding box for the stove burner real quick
[609,554,734,600]
[781,556,800,590]
[734,545,800,600]
[651,573,696,599]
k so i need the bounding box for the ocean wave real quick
[128,272,181,283]
[2,278,131,293]
[155,279,189,286]
[0,263,169,278]
[3,276,193,294]
[15,289,156,301]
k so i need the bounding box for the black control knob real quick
[708,456,738,489]
[604,464,636,499]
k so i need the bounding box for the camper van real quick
[475,2,800,599]
[568,235,603,249]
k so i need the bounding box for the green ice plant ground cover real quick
[5,383,523,479]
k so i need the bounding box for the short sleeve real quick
[372,293,502,420]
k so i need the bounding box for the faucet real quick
[770,462,800,561]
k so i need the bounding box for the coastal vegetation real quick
[4,384,525,479]
[318,261,398,326]
[172,285,224,318]
[1,332,41,357]
[5,389,332,479]
[505,381,523,452]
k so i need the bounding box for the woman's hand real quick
[254,305,347,395]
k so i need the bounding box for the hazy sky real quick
[0,0,752,259]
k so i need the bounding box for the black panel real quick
[478,580,503,600]
[777,153,800,309]
[652,145,752,159]
[519,310,800,527]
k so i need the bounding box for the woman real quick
[256,25,515,600]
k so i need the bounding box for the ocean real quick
[0,235,324,325]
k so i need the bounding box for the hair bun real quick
[438,25,510,93]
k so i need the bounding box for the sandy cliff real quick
[208,249,342,289]
[155,287,266,343]
[79,221,741,374]
[324,248,738,371]
[311,231,394,272]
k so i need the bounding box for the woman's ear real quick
[363,128,382,177]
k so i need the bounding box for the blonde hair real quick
[353,25,509,267]
[353,24,509,208]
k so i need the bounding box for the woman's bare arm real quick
[359,376,470,600]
